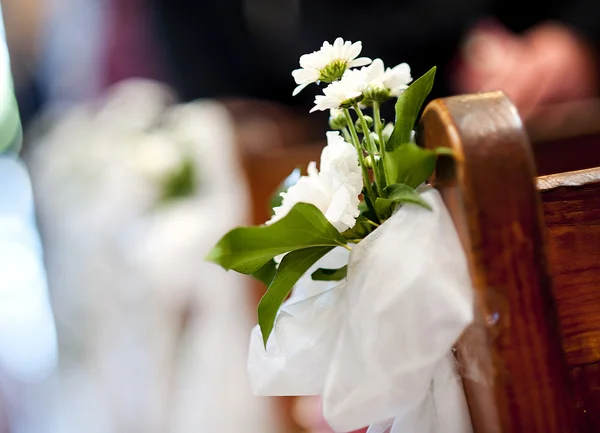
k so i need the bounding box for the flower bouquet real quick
[208,39,474,432]
[27,81,279,433]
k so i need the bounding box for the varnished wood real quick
[570,363,600,431]
[420,92,576,433]
[538,170,600,367]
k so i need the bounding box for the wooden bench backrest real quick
[420,92,600,433]
[539,169,600,431]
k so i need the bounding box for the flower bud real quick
[364,154,380,168]
[363,85,391,103]
[355,115,373,133]
[370,132,380,146]
[329,108,347,130]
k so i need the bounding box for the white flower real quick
[383,123,395,141]
[363,58,387,92]
[310,69,367,113]
[370,122,395,147]
[383,62,412,96]
[267,132,362,232]
[361,59,413,100]
[292,38,371,96]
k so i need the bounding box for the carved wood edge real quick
[419,92,576,433]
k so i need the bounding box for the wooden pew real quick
[421,92,600,432]
[538,170,600,431]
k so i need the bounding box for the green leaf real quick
[374,198,393,217]
[251,259,277,287]
[270,168,302,212]
[258,246,333,345]
[375,183,432,216]
[311,265,348,281]
[341,215,372,240]
[384,142,437,187]
[385,184,432,209]
[361,186,381,223]
[386,66,436,152]
[206,203,347,274]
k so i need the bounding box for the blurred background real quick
[0,0,600,433]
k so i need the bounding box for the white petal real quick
[370,59,385,78]
[383,62,413,94]
[292,68,319,84]
[382,123,394,141]
[267,174,330,224]
[270,127,363,231]
[326,186,360,232]
[347,41,362,60]
[292,82,310,96]
[321,132,358,173]
[311,95,336,112]
[307,161,319,177]
[299,52,326,69]
[333,37,344,52]
[325,187,351,229]
[349,57,372,68]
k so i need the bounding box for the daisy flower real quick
[362,58,388,101]
[361,59,413,101]
[383,62,413,97]
[292,38,371,96]
[310,69,367,113]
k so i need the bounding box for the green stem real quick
[354,104,385,196]
[372,101,390,184]
[343,108,376,205]
[365,219,380,228]
[341,127,352,143]
[362,193,380,223]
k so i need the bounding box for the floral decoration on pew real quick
[207,38,451,345]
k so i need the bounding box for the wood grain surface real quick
[420,92,576,433]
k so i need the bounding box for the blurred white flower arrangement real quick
[26,80,279,433]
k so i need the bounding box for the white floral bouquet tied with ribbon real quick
[249,187,473,432]
[208,38,475,432]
